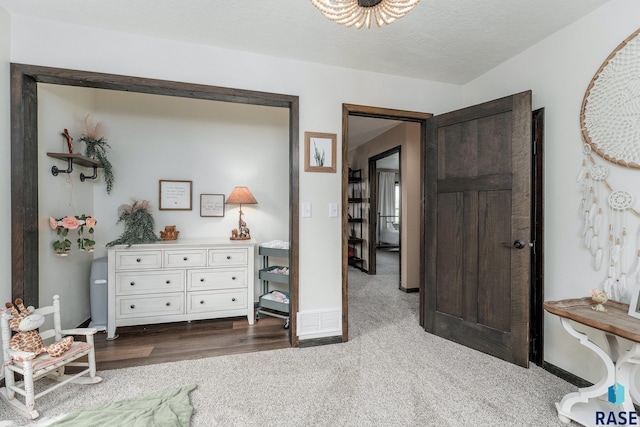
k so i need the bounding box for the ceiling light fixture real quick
[310,0,420,29]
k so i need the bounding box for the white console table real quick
[107,239,255,339]
[545,298,640,426]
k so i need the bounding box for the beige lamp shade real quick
[226,186,258,205]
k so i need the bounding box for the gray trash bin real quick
[89,257,108,331]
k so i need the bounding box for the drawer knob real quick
[200,278,205,282]
[183,257,188,261]
[130,304,135,309]
[136,258,141,262]
[232,276,236,280]
[166,280,171,284]
[166,302,171,307]
[130,282,135,286]
[232,298,236,302]
[200,300,205,304]
[226,255,231,260]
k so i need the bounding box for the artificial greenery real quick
[80,136,114,194]
[106,200,161,247]
[79,115,114,194]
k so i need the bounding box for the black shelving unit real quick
[348,168,366,272]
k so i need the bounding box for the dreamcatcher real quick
[579,28,640,301]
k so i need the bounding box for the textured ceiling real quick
[0,0,610,84]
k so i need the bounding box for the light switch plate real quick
[329,203,338,217]
[302,203,312,218]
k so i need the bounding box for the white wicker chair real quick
[0,295,102,419]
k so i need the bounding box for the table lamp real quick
[226,186,258,240]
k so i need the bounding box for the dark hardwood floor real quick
[93,316,291,371]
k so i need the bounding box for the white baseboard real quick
[296,308,341,339]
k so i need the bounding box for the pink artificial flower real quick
[49,217,58,230]
[85,217,97,228]
[61,216,80,230]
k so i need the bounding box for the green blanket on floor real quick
[51,384,197,427]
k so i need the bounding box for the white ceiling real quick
[0,0,610,149]
[0,0,609,85]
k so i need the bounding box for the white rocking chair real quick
[0,295,102,419]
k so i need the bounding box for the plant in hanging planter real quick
[78,115,114,194]
[76,214,97,252]
[106,200,161,247]
[50,215,98,255]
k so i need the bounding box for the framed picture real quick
[305,131,336,173]
[200,194,225,217]
[159,180,192,210]
[629,284,640,319]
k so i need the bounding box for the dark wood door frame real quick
[10,63,300,346]
[342,104,431,342]
[530,108,545,365]
[367,145,402,281]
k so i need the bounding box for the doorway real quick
[368,146,401,288]
[10,63,300,346]
[341,104,431,341]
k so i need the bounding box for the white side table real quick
[545,298,640,426]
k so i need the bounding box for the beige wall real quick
[348,122,420,290]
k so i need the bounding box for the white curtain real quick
[378,172,396,241]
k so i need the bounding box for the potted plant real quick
[78,115,114,194]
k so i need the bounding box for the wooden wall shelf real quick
[47,152,103,181]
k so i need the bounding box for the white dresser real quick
[106,239,255,339]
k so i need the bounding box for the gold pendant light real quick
[311,0,420,29]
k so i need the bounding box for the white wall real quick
[6,15,463,337]
[464,0,640,382]
[38,84,95,326]
[0,7,10,308]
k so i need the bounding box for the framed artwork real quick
[200,194,225,217]
[628,284,640,319]
[305,131,336,173]
[159,180,192,210]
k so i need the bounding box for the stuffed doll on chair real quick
[5,298,73,358]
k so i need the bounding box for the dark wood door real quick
[423,91,532,367]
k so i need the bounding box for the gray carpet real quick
[0,266,578,426]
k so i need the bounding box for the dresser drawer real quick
[187,268,247,291]
[116,270,185,295]
[208,249,248,266]
[164,250,207,268]
[116,293,184,318]
[115,251,162,270]
[187,289,247,313]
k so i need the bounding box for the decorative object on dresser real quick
[106,200,161,247]
[106,239,256,340]
[0,295,102,420]
[159,180,193,211]
[304,131,337,173]
[160,225,180,241]
[226,186,258,240]
[78,115,114,194]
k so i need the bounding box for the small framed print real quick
[159,180,192,210]
[305,131,337,173]
[200,194,225,217]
